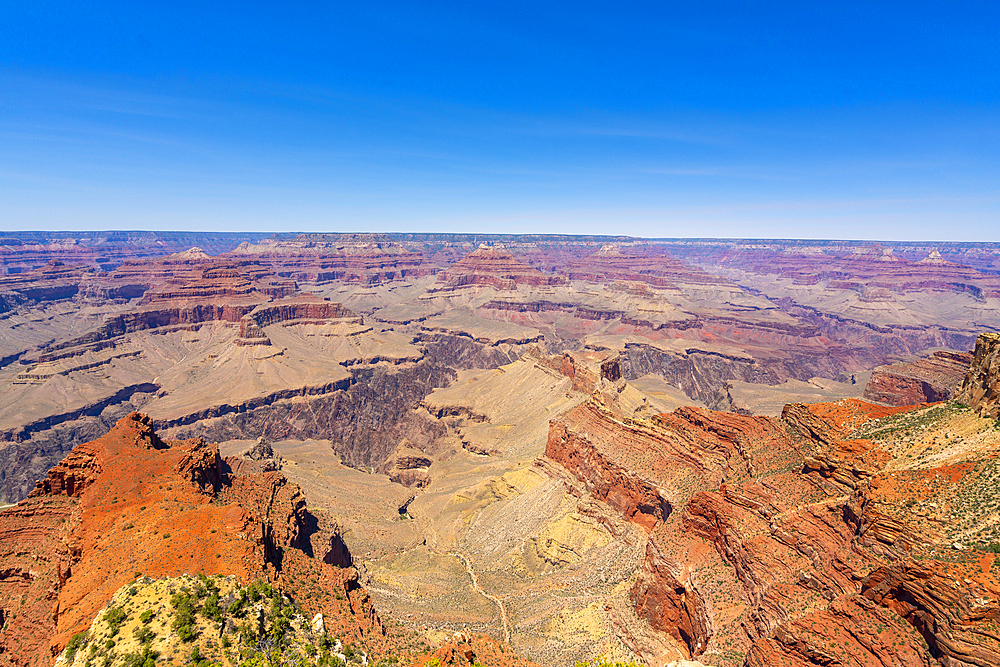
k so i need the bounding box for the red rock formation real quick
[782,398,918,444]
[0,413,381,667]
[238,296,359,335]
[546,413,672,531]
[415,633,540,667]
[138,259,294,303]
[20,263,328,362]
[862,561,1000,667]
[864,350,973,406]
[744,595,934,667]
[0,261,89,312]
[227,237,428,284]
[801,438,889,489]
[563,243,733,287]
[442,245,566,290]
[630,535,711,657]
[957,332,1000,418]
[544,379,1000,665]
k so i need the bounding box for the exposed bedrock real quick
[166,358,454,469]
[415,331,530,369]
[0,412,371,666]
[27,293,349,363]
[863,350,973,406]
[777,301,979,362]
[629,536,711,658]
[622,343,780,410]
[862,561,1000,667]
[957,332,1000,418]
[0,386,160,503]
[237,298,360,337]
[865,374,952,406]
[441,245,566,289]
[743,595,935,667]
[545,416,672,532]
[165,334,526,469]
[0,330,529,503]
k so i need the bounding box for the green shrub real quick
[202,594,222,623]
[133,626,155,644]
[105,607,127,636]
[120,646,159,667]
[171,591,198,642]
[65,631,89,662]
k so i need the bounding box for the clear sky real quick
[1,1,998,240]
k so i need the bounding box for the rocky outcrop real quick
[246,435,275,461]
[0,261,87,312]
[744,594,935,667]
[957,332,1000,417]
[228,237,427,283]
[623,343,781,410]
[864,350,973,406]
[547,425,670,531]
[384,449,433,488]
[801,438,888,489]
[441,245,566,290]
[30,305,260,362]
[236,296,360,345]
[0,387,160,502]
[240,296,358,330]
[630,536,711,658]
[164,358,454,470]
[782,398,916,445]
[542,370,1000,667]
[546,407,673,532]
[563,244,733,288]
[861,561,1000,667]
[0,413,374,667]
[138,259,295,303]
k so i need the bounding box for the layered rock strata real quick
[544,390,1000,667]
[863,349,973,406]
[442,245,566,290]
[957,332,1000,418]
[228,237,428,283]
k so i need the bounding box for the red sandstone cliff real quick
[863,349,973,406]
[441,245,566,290]
[543,390,1000,666]
[957,332,1000,418]
[0,413,379,667]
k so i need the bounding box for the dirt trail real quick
[451,551,510,643]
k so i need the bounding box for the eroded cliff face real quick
[629,536,712,658]
[863,350,973,407]
[442,246,566,290]
[0,413,380,667]
[543,386,1000,667]
[958,332,1000,418]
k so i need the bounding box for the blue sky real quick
[1,1,998,239]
